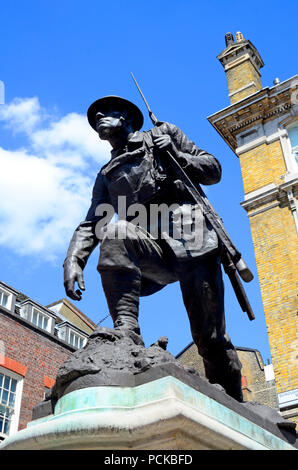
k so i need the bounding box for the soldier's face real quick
[95,109,126,139]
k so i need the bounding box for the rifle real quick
[131,72,255,321]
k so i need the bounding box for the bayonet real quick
[131,72,160,126]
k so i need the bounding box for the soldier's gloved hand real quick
[63,257,85,301]
[153,134,178,156]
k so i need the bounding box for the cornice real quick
[208,75,298,152]
[241,183,279,212]
[241,176,298,215]
[217,40,264,72]
[280,174,298,192]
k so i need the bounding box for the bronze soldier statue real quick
[63,95,244,401]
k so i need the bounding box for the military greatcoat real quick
[66,122,222,294]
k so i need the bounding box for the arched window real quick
[287,125,298,170]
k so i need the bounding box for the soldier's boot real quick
[203,353,244,402]
[224,372,243,402]
[100,269,141,336]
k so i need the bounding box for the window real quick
[69,330,86,349]
[31,308,50,332]
[0,289,10,309]
[0,369,22,439]
[288,125,298,170]
[56,322,87,349]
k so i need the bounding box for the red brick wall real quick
[0,312,72,430]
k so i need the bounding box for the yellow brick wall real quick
[218,39,298,423]
[237,132,298,424]
[226,59,262,103]
[248,204,298,395]
[239,140,287,194]
[230,86,257,103]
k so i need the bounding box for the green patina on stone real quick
[26,376,296,451]
[54,376,175,416]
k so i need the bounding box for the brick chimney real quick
[217,32,264,104]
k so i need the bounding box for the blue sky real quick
[0,0,297,362]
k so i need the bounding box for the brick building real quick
[207,32,298,423]
[0,280,96,441]
[177,342,278,409]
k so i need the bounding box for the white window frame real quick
[68,329,87,349]
[0,288,12,310]
[31,308,52,333]
[0,366,23,439]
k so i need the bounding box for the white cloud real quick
[0,97,45,134]
[0,97,110,260]
[31,112,106,167]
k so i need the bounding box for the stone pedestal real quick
[1,328,297,450]
[1,371,297,450]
